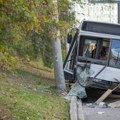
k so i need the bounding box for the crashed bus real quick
[64,20,120,98]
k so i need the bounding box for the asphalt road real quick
[82,88,120,120]
[83,106,120,120]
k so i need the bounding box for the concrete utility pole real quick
[118,3,120,23]
[51,0,66,91]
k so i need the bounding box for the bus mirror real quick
[67,33,72,44]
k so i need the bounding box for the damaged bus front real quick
[64,20,120,98]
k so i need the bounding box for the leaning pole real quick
[51,0,66,91]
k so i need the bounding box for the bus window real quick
[109,39,120,68]
[80,36,110,62]
[83,39,97,58]
[100,41,110,60]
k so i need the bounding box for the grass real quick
[30,59,53,72]
[0,66,69,120]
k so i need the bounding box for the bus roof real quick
[79,20,120,40]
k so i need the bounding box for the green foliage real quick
[0,45,19,72]
[0,0,76,71]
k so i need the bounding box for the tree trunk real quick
[51,0,66,91]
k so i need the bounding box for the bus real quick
[64,20,120,90]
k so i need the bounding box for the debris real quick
[95,83,120,104]
[86,102,108,108]
[109,100,120,108]
[64,95,72,101]
[109,94,120,99]
[69,83,76,89]
[66,83,87,99]
[86,103,95,108]
[61,91,67,96]
[66,64,92,99]
[95,89,112,104]
[97,111,105,115]
[98,102,108,108]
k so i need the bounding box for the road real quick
[83,106,120,120]
[81,88,120,120]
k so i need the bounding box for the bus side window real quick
[100,40,110,60]
[83,39,97,58]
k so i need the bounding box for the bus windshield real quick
[109,39,120,68]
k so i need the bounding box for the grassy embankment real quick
[0,63,69,120]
